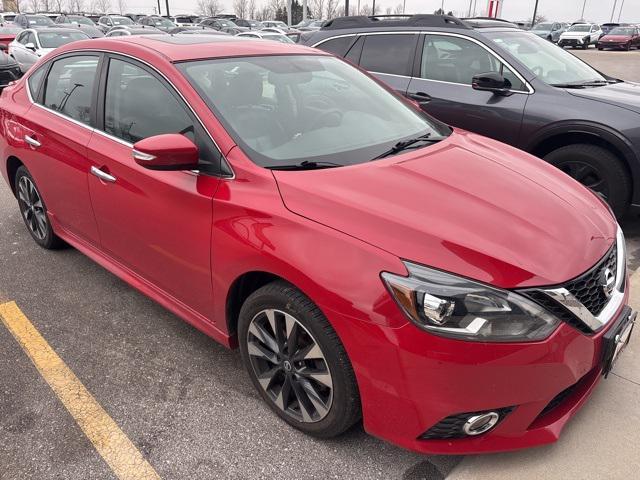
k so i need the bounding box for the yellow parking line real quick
[0,301,161,480]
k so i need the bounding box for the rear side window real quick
[317,36,354,56]
[27,67,45,98]
[42,55,99,125]
[359,34,417,76]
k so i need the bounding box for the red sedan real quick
[0,35,634,455]
[597,26,640,50]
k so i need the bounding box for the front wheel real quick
[14,166,65,249]
[238,281,361,438]
[544,144,631,218]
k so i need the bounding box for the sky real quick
[126,0,640,24]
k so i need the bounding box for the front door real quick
[406,34,528,146]
[86,56,222,318]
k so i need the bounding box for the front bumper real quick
[559,38,585,47]
[326,283,631,455]
[597,41,630,49]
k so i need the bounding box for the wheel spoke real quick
[247,339,279,364]
[297,366,332,388]
[274,375,292,411]
[34,212,47,236]
[256,365,281,391]
[248,320,280,354]
[18,186,29,205]
[290,377,314,422]
[292,342,323,362]
[285,313,300,356]
[297,376,330,419]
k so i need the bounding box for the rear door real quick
[406,33,529,145]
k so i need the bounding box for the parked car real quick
[123,13,145,23]
[137,15,176,32]
[199,17,248,33]
[530,21,567,42]
[298,19,326,31]
[104,26,165,37]
[0,49,22,89]
[0,34,632,456]
[302,14,640,216]
[235,19,263,29]
[558,23,602,48]
[169,15,199,26]
[8,28,89,71]
[236,31,295,43]
[261,20,290,30]
[96,15,135,33]
[0,25,22,48]
[168,25,225,34]
[54,14,105,38]
[12,14,56,29]
[0,12,17,24]
[600,22,625,37]
[597,26,640,50]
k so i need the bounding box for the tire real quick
[238,280,361,438]
[14,166,65,249]
[625,42,631,51]
[544,144,631,218]
[582,42,588,49]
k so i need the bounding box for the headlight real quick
[381,262,560,342]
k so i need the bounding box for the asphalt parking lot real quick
[1,49,640,480]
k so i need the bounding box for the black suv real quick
[302,15,640,217]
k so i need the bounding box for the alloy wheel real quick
[246,308,333,423]
[17,176,47,240]
[558,161,608,201]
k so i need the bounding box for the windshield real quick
[486,31,606,86]
[533,23,552,31]
[3,14,16,21]
[112,17,134,25]
[262,34,294,43]
[609,27,634,35]
[28,16,55,26]
[153,18,174,27]
[177,55,448,167]
[38,31,89,48]
[218,20,237,27]
[69,17,94,26]
[568,24,590,32]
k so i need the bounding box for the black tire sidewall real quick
[14,166,59,249]
[238,281,360,438]
[544,144,630,217]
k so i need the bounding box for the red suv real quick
[0,36,634,455]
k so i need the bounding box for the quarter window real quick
[420,35,526,91]
[359,34,417,76]
[103,58,223,173]
[27,66,45,97]
[317,36,354,56]
[42,55,99,125]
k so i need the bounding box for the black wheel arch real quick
[525,121,639,205]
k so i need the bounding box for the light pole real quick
[165,0,170,16]
[467,0,473,17]
[618,0,626,22]
[610,0,618,22]
[403,0,406,14]
[581,0,588,21]
[372,0,376,15]
[157,0,162,16]
[531,0,540,27]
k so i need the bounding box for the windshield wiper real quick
[266,160,342,171]
[551,79,614,88]
[371,133,443,160]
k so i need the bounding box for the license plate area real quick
[602,307,636,378]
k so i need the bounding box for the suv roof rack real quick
[461,17,520,28]
[321,14,469,31]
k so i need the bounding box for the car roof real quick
[56,34,323,61]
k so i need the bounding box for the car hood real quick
[272,131,615,289]
[560,31,590,39]
[77,25,104,37]
[600,34,631,41]
[567,81,640,113]
[532,30,551,35]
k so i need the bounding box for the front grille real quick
[564,245,617,317]
[419,407,514,440]
[539,384,576,417]
[525,291,592,334]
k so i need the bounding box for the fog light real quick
[462,412,500,436]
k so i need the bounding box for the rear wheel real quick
[15,166,65,249]
[625,42,632,51]
[238,281,361,438]
[544,144,630,218]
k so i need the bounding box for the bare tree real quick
[325,0,340,18]
[393,3,403,14]
[197,0,223,16]
[52,0,64,12]
[248,0,257,19]
[255,5,271,20]
[311,0,324,19]
[234,0,248,19]
[359,3,371,15]
[29,0,41,12]
[116,0,126,14]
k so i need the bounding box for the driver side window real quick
[421,35,526,92]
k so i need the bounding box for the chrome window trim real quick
[312,30,534,95]
[24,48,235,180]
[541,226,626,332]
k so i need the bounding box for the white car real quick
[8,28,89,71]
[236,31,294,43]
[558,23,602,49]
[261,20,289,30]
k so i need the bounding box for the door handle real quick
[90,166,116,183]
[407,92,432,103]
[24,135,41,148]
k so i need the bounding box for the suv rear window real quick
[317,36,354,56]
[359,34,417,76]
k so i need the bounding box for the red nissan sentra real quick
[0,35,634,454]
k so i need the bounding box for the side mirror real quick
[132,133,200,170]
[24,42,36,51]
[472,72,512,96]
